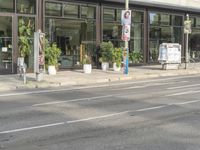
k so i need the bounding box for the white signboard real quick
[158,43,181,64]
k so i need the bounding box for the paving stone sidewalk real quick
[0,63,200,91]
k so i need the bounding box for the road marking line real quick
[67,111,130,124]
[171,99,200,105]
[121,82,179,90]
[165,90,200,97]
[167,83,200,90]
[135,105,166,112]
[32,95,113,107]
[0,105,165,134]
[0,122,65,134]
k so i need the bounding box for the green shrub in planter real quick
[112,47,123,67]
[45,40,61,67]
[99,41,113,63]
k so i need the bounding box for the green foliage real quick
[129,51,144,63]
[112,47,123,67]
[45,40,61,66]
[82,55,91,64]
[18,18,33,57]
[99,41,114,62]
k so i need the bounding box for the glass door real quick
[0,16,12,74]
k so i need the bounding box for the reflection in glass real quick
[0,0,14,12]
[64,4,78,18]
[103,8,115,20]
[17,0,36,14]
[81,6,95,19]
[45,2,62,16]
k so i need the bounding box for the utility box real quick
[158,43,181,70]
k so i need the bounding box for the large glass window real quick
[103,8,115,21]
[17,0,36,14]
[45,2,62,16]
[81,6,95,19]
[45,2,97,68]
[64,4,79,18]
[189,16,200,61]
[149,12,183,62]
[0,0,14,12]
[0,16,12,74]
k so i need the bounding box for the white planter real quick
[83,64,92,74]
[101,62,109,71]
[48,65,56,75]
[113,63,121,71]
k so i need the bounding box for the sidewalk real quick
[0,63,200,91]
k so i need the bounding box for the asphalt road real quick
[0,75,200,150]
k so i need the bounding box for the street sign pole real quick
[124,0,129,75]
[184,14,191,69]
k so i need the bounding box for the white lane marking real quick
[0,122,65,134]
[171,99,200,105]
[32,95,113,107]
[167,83,200,90]
[1,98,200,135]
[121,82,179,90]
[165,90,200,97]
[67,111,130,124]
[0,75,198,97]
[135,105,166,112]
[0,105,165,134]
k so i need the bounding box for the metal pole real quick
[185,14,189,69]
[124,0,129,75]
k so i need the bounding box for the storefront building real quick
[0,0,200,74]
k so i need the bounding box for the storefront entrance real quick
[0,16,13,74]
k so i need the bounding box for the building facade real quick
[0,0,200,74]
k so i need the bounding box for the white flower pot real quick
[101,62,109,71]
[83,64,92,74]
[48,65,56,75]
[113,63,121,71]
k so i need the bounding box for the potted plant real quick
[112,47,123,71]
[99,41,113,71]
[45,40,61,75]
[82,55,92,74]
[18,17,33,67]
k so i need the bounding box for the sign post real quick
[121,0,131,75]
[184,14,191,69]
[34,30,45,81]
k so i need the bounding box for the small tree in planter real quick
[18,17,33,67]
[112,47,123,71]
[99,41,113,71]
[45,40,61,75]
[82,55,92,74]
